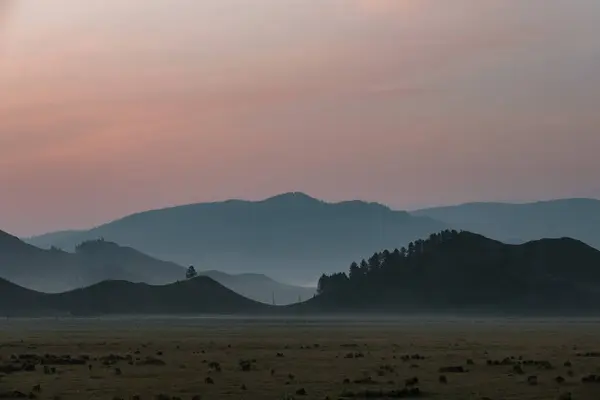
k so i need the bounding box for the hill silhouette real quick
[73,239,184,285]
[26,193,446,283]
[0,230,80,292]
[412,198,600,249]
[0,231,184,292]
[50,277,271,315]
[0,277,271,316]
[0,277,48,316]
[3,230,600,316]
[299,230,600,314]
[1,230,317,303]
[197,270,316,305]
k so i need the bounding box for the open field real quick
[1,317,600,399]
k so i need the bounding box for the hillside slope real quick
[0,277,47,316]
[4,230,600,317]
[1,230,314,303]
[0,230,81,292]
[27,193,447,283]
[412,198,600,248]
[0,231,184,292]
[73,239,185,286]
[49,277,271,315]
[0,277,271,316]
[299,230,600,314]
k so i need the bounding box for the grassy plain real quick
[1,317,599,400]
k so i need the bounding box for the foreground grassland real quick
[1,318,600,399]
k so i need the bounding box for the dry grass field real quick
[1,317,600,400]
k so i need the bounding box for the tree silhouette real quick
[349,262,360,280]
[316,230,462,294]
[186,265,198,279]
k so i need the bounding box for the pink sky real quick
[1,0,600,236]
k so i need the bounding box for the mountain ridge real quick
[1,231,316,304]
[26,192,445,283]
[4,231,600,316]
[0,276,272,316]
[412,198,600,248]
[296,230,600,314]
[0,231,184,293]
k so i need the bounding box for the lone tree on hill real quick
[186,266,198,279]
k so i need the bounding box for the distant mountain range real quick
[26,192,446,283]
[0,230,314,304]
[3,230,600,316]
[20,194,600,289]
[299,230,600,314]
[412,198,600,249]
[0,277,270,317]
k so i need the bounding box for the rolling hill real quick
[0,230,184,293]
[26,192,447,283]
[3,230,600,316]
[0,277,47,316]
[0,277,272,316]
[49,277,271,316]
[298,230,600,314]
[0,229,81,292]
[1,230,314,303]
[412,198,600,249]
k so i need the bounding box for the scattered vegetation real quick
[1,322,599,400]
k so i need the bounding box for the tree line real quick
[317,229,461,295]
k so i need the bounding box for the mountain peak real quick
[258,192,331,209]
[263,192,321,204]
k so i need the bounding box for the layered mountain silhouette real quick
[298,230,600,314]
[1,230,316,303]
[412,198,600,249]
[26,193,446,283]
[1,229,81,292]
[0,277,271,317]
[197,270,316,305]
[0,230,184,292]
[4,230,600,316]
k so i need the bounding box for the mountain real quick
[73,239,184,286]
[299,230,600,314]
[4,230,600,316]
[1,230,312,303]
[197,270,316,305]
[26,193,447,283]
[0,277,271,316]
[0,229,81,292]
[412,198,600,249]
[0,230,184,293]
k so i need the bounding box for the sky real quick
[1,0,600,236]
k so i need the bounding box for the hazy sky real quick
[1,0,600,236]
